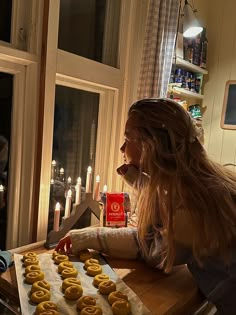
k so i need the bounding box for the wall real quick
[202,0,236,166]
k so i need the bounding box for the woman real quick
[56,98,236,314]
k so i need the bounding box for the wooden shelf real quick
[168,85,204,100]
[174,57,208,75]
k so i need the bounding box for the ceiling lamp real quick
[182,0,203,38]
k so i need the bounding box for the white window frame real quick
[37,0,141,241]
[0,55,38,249]
[0,0,149,247]
[0,0,43,249]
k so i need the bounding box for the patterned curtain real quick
[137,0,180,99]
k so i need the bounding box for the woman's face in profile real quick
[120,117,142,167]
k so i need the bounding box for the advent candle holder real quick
[44,192,100,249]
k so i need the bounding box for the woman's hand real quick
[116,163,129,175]
[55,234,72,254]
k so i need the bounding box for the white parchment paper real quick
[14,253,152,315]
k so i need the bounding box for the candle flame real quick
[59,168,64,174]
[52,160,57,166]
[68,189,72,197]
[77,177,81,184]
[103,184,108,193]
[67,176,72,183]
[0,185,4,192]
[55,202,60,211]
[87,166,92,173]
[96,175,100,182]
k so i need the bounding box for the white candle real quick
[59,168,65,181]
[0,185,4,207]
[103,184,108,193]
[94,175,100,201]
[66,176,72,191]
[75,177,82,204]
[85,166,92,193]
[51,160,57,179]
[53,202,60,231]
[64,189,72,218]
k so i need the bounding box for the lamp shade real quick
[183,3,203,37]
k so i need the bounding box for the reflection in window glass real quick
[0,73,13,250]
[47,85,99,232]
[58,0,121,68]
[0,1,12,42]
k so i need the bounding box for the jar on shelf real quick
[188,104,202,119]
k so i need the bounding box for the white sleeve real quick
[69,226,140,259]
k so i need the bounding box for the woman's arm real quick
[56,226,140,260]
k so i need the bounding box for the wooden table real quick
[0,241,204,315]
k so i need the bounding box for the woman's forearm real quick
[70,226,140,259]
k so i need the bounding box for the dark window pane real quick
[0,1,12,43]
[0,72,13,250]
[47,85,99,232]
[58,0,121,67]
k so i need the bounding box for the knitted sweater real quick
[69,226,236,314]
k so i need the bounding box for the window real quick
[0,72,13,250]
[0,0,148,246]
[47,86,99,232]
[58,0,121,67]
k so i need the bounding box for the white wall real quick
[202,0,236,167]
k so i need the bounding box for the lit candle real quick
[53,202,60,231]
[93,175,100,201]
[66,176,72,191]
[85,166,92,193]
[64,189,72,218]
[59,168,65,182]
[0,185,4,207]
[103,184,108,193]
[75,177,82,204]
[51,160,57,179]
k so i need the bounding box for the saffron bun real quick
[61,267,78,279]
[30,289,51,304]
[111,300,131,315]
[53,254,69,265]
[84,258,100,269]
[58,261,74,273]
[86,264,102,277]
[39,311,59,315]
[108,291,128,305]
[31,280,51,293]
[98,280,116,295]
[52,251,59,259]
[25,264,40,274]
[25,271,44,284]
[24,257,39,267]
[76,296,96,311]
[52,250,66,259]
[36,301,58,315]
[79,249,93,262]
[80,306,103,315]
[64,285,83,300]
[93,274,110,287]
[23,252,38,261]
[62,277,81,291]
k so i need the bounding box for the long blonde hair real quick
[128,98,236,272]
